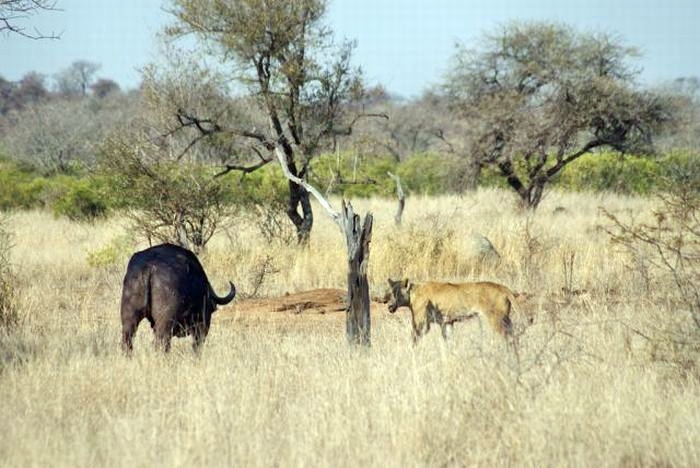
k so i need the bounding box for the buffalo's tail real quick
[211,281,236,305]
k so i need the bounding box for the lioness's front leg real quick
[412,315,429,344]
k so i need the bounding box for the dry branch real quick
[387,171,405,225]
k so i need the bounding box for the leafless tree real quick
[0,0,60,39]
[2,91,138,173]
[54,60,100,97]
[654,77,700,151]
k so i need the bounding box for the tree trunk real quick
[286,179,314,245]
[342,201,373,346]
[498,160,545,210]
[460,157,482,191]
[517,180,545,210]
[528,181,545,209]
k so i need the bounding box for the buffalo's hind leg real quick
[121,315,142,355]
[153,321,173,353]
[120,283,147,355]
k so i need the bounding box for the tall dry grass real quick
[1,188,699,467]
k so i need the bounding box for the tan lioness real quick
[386,278,516,344]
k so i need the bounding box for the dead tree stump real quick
[342,200,373,346]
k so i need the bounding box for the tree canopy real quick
[443,21,674,208]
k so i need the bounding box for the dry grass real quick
[1,188,699,467]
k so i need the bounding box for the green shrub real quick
[479,166,509,189]
[227,164,289,205]
[309,152,397,197]
[308,152,463,198]
[555,151,659,194]
[51,177,109,222]
[86,235,133,269]
[222,165,297,244]
[0,157,114,217]
[658,149,700,192]
[395,153,457,196]
[1,146,696,223]
[0,161,46,210]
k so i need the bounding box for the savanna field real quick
[1,189,699,467]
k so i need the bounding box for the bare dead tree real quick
[275,145,373,346]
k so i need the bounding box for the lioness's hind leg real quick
[502,314,513,335]
[486,310,512,337]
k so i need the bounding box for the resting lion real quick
[386,277,517,344]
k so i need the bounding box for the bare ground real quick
[215,288,390,328]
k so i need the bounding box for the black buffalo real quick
[120,243,236,353]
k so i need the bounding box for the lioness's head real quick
[386,278,412,313]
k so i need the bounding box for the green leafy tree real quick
[160,0,377,243]
[443,21,674,208]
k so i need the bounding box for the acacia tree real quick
[162,0,376,243]
[443,21,673,209]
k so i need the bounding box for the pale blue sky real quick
[2,0,699,98]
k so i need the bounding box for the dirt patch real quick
[230,288,348,315]
[216,288,389,324]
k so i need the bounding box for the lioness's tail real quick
[502,313,513,335]
[505,289,529,366]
